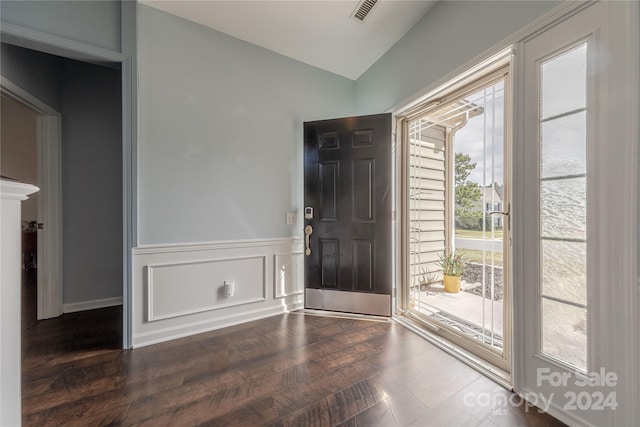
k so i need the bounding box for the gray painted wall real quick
[0,45,123,304]
[0,43,63,111]
[355,0,561,114]
[137,5,356,244]
[61,60,122,304]
[0,0,121,53]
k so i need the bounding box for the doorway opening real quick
[398,61,511,371]
[1,77,63,321]
[1,44,124,357]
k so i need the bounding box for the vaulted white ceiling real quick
[139,0,438,80]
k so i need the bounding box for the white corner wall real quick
[0,180,38,426]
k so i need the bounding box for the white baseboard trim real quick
[518,386,593,427]
[63,296,123,313]
[133,304,287,348]
[287,301,304,312]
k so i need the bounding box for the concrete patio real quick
[410,284,504,348]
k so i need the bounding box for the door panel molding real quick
[320,239,339,288]
[352,159,374,222]
[319,161,339,221]
[353,239,374,291]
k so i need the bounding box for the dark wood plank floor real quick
[22,272,564,426]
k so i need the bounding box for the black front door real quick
[303,113,392,316]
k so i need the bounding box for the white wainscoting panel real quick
[274,251,304,299]
[132,238,303,347]
[147,256,266,321]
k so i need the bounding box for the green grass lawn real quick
[456,248,504,266]
[455,229,504,239]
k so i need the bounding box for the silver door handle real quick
[304,225,313,256]
[488,203,511,231]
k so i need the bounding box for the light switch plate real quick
[286,212,297,225]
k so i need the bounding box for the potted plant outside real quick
[437,252,466,293]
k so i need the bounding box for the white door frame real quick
[1,75,63,319]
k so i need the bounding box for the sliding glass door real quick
[401,67,511,370]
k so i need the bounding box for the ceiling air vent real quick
[350,0,379,23]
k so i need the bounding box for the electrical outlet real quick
[286,212,297,225]
[224,281,235,297]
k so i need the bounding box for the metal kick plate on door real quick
[305,288,391,317]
